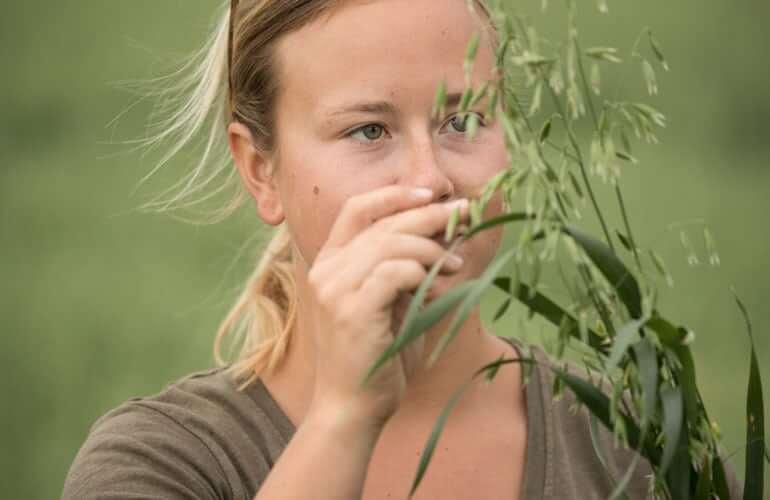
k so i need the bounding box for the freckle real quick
[313,186,320,195]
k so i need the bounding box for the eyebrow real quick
[324,92,467,119]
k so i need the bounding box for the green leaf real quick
[465,31,481,63]
[539,117,552,144]
[588,414,625,497]
[409,356,533,498]
[563,224,643,319]
[569,171,585,199]
[444,205,460,243]
[465,113,481,141]
[632,338,658,428]
[606,317,648,374]
[643,312,686,347]
[647,29,670,71]
[553,368,655,462]
[470,82,489,107]
[609,450,643,500]
[647,314,700,430]
[361,269,473,386]
[464,211,533,239]
[732,289,765,500]
[459,87,473,113]
[693,456,713,500]
[428,247,518,365]
[666,413,691,500]
[649,249,674,287]
[660,386,684,475]
[642,59,658,96]
[493,297,511,321]
[409,377,470,498]
[590,61,601,95]
[494,278,607,352]
[712,457,733,500]
[585,46,622,63]
[615,229,634,252]
[631,102,666,128]
[432,79,447,119]
[615,151,638,163]
[676,346,700,430]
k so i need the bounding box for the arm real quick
[254,406,383,500]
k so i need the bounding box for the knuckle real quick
[373,260,399,281]
[406,260,427,279]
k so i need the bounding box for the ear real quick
[228,122,285,226]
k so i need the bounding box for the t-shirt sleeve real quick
[62,402,231,500]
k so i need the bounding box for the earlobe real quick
[228,122,285,226]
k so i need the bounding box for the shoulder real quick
[501,336,655,499]
[62,367,291,500]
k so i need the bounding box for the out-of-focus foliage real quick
[0,2,768,499]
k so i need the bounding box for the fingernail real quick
[411,188,433,200]
[444,198,468,212]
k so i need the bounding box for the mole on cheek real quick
[313,186,320,195]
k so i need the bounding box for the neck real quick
[259,257,521,428]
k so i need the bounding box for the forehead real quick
[273,0,495,116]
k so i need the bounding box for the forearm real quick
[254,407,383,500]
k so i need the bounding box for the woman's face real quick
[265,0,507,291]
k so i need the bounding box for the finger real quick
[324,185,436,250]
[356,259,428,315]
[331,234,463,293]
[374,197,470,240]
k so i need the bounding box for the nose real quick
[401,137,455,203]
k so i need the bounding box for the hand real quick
[305,185,469,430]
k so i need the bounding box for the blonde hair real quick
[141,0,499,389]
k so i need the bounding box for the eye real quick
[443,112,485,134]
[348,123,386,143]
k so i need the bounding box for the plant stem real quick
[541,71,615,254]
[573,37,643,272]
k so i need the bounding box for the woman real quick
[62,1,735,499]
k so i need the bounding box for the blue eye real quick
[349,123,385,142]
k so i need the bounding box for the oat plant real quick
[363,1,767,498]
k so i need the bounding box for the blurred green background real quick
[1,1,768,498]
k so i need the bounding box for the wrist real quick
[304,399,388,446]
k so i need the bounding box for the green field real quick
[1,2,769,498]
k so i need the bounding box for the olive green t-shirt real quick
[61,337,741,499]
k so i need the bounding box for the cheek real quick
[282,153,397,266]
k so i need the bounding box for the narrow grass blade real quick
[659,386,684,475]
[493,278,607,352]
[563,224,643,319]
[609,449,643,500]
[712,457,733,500]
[632,338,658,428]
[409,357,534,498]
[463,211,533,239]
[493,297,511,321]
[645,313,688,348]
[361,255,448,386]
[676,346,700,430]
[553,368,655,461]
[606,317,648,374]
[428,247,518,365]
[588,414,626,498]
[693,456,712,500]
[409,378,470,498]
[665,410,691,500]
[732,289,765,500]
